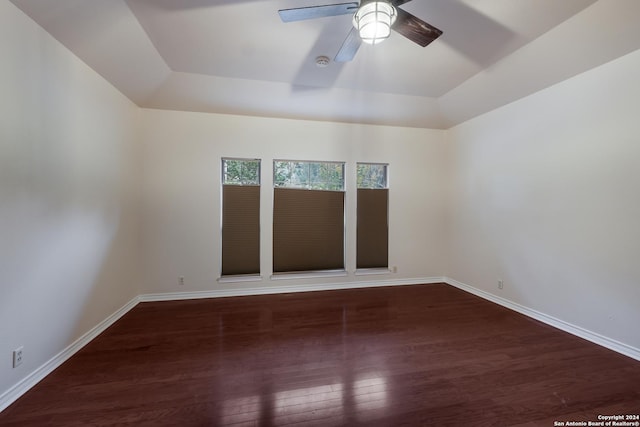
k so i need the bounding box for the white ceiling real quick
[11,0,640,129]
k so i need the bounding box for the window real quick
[273,160,345,273]
[221,158,260,276]
[274,161,344,190]
[223,158,260,186]
[357,163,388,269]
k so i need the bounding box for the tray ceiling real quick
[11,0,640,128]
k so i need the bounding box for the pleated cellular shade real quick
[221,185,260,275]
[273,188,344,273]
[357,188,388,268]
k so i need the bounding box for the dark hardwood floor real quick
[1,283,639,426]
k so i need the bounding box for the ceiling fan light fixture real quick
[353,1,397,45]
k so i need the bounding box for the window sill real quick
[271,270,348,281]
[218,274,263,284]
[355,268,391,276]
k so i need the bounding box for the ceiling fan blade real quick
[393,7,443,47]
[334,27,362,62]
[391,0,413,6]
[278,2,358,23]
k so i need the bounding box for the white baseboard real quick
[0,296,141,413]
[444,277,640,362]
[139,277,444,302]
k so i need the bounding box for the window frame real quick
[219,157,262,280]
[272,159,347,276]
[356,162,390,273]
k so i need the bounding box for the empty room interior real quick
[1,0,640,425]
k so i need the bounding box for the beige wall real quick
[138,110,449,294]
[447,48,640,350]
[0,2,140,398]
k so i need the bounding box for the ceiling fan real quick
[278,0,443,62]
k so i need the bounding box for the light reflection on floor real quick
[219,374,388,425]
[274,382,345,425]
[354,375,388,421]
[221,395,261,425]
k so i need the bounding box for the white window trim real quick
[217,274,263,284]
[271,270,348,281]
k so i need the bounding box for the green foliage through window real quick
[223,158,260,185]
[274,160,344,191]
[357,163,388,189]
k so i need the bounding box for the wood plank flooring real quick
[1,283,639,426]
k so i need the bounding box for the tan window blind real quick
[273,188,344,273]
[357,188,388,268]
[222,185,260,275]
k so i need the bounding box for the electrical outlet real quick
[498,280,504,290]
[392,266,398,273]
[13,347,23,368]
[179,276,185,286]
